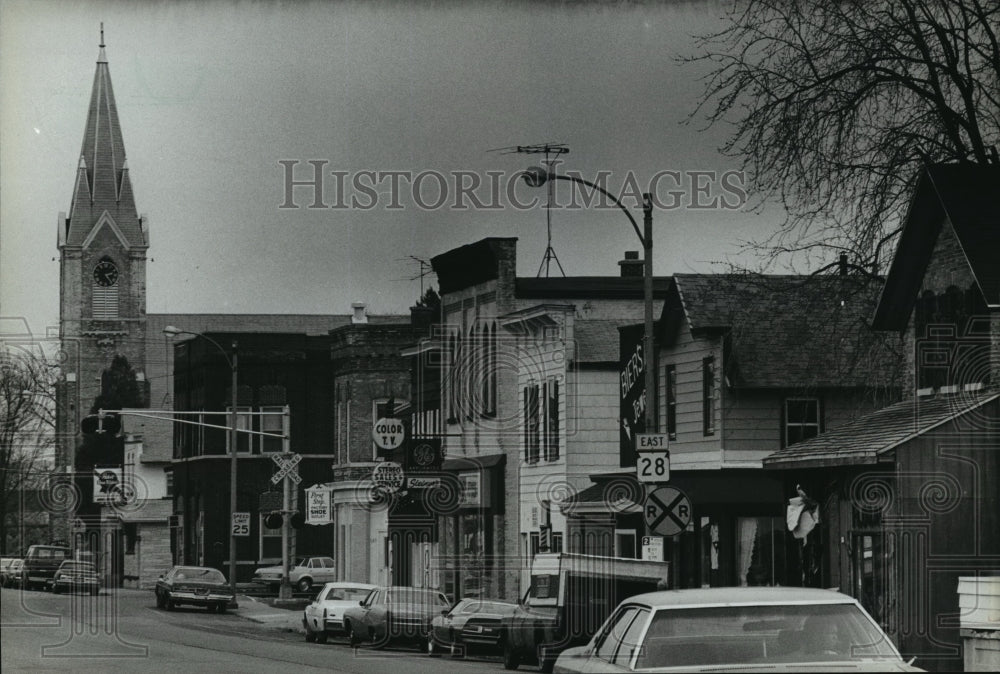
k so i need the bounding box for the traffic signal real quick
[80,412,121,435]
[263,512,283,529]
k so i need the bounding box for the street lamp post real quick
[523,167,656,435]
[163,326,239,598]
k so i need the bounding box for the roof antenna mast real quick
[490,142,570,277]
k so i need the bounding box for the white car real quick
[302,581,377,643]
[553,587,922,672]
[251,556,336,593]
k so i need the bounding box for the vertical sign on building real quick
[619,323,646,468]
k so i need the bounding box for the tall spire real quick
[64,27,145,248]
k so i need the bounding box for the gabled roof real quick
[763,390,999,469]
[873,163,1000,329]
[664,274,901,389]
[63,38,145,249]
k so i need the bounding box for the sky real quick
[1,0,787,340]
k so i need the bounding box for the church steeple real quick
[62,26,147,250]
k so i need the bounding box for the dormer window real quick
[92,257,119,319]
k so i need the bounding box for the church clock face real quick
[93,260,119,286]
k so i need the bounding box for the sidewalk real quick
[232,594,307,634]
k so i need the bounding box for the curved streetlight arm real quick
[522,168,646,246]
[163,326,234,370]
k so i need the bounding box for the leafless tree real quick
[0,348,56,554]
[688,0,1000,272]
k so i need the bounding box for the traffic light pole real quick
[228,344,238,599]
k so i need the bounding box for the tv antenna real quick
[489,142,569,277]
[394,256,434,295]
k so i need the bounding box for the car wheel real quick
[502,638,521,670]
[305,629,316,643]
[315,631,328,644]
[347,622,360,647]
[296,577,312,593]
[217,602,227,614]
[166,596,176,611]
[156,592,166,609]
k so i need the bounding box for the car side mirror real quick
[441,608,450,615]
[359,600,365,606]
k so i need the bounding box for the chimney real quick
[351,302,368,324]
[839,252,849,276]
[618,251,643,277]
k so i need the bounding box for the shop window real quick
[702,357,715,436]
[614,529,637,559]
[665,364,677,440]
[225,406,253,453]
[165,471,174,497]
[784,398,821,447]
[736,516,788,586]
[552,532,563,554]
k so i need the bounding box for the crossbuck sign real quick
[271,453,302,485]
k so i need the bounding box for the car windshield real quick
[458,600,514,615]
[174,567,225,583]
[327,586,371,601]
[634,603,899,670]
[293,558,308,568]
[387,589,448,606]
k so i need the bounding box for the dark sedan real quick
[428,598,517,657]
[154,566,234,613]
[51,561,100,595]
[342,586,450,649]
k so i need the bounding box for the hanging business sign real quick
[372,461,404,493]
[305,485,333,525]
[619,324,647,466]
[93,467,123,504]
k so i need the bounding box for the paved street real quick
[0,588,504,673]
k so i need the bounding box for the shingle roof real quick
[764,390,999,469]
[670,274,902,389]
[873,163,1000,329]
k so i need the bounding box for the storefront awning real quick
[764,390,999,470]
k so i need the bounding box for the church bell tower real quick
[56,28,149,535]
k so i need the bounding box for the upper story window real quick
[91,257,120,319]
[524,383,540,463]
[914,284,991,390]
[702,357,715,436]
[784,398,821,447]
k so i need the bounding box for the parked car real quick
[342,586,450,649]
[504,553,665,672]
[2,559,24,588]
[50,561,100,595]
[252,556,336,592]
[154,566,234,613]
[21,544,73,591]
[552,587,922,673]
[302,581,378,643]
[428,598,517,657]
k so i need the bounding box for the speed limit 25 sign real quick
[636,433,670,483]
[232,512,250,537]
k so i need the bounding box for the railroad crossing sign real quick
[372,417,406,451]
[271,453,302,485]
[643,486,692,537]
